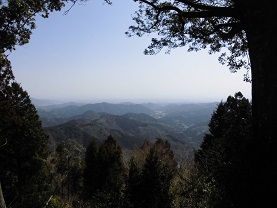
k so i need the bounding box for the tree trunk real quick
[0,181,6,208]
[243,1,277,207]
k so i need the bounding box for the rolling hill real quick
[39,101,218,158]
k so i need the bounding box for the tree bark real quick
[0,181,6,208]
[243,1,277,207]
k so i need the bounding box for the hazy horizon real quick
[31,96,239,107]
[10,1,251,104]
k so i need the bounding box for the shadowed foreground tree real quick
[0,1,110,206]
[83,135,126,207]
[0,53,13,208]
[0,58,50,207]
[0,1,75,206]
[83,138,99,199]
[194,92,252,207]
[128,0,277,206]
[127,139,177,208]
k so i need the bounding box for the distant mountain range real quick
[35,100,218,158]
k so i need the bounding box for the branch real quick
[178,0,234,12]
[178,171,213,197]
[138,0,239,19]
[64,0,78,15]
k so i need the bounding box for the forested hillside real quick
[38,101,217,158]
[1,76,252,207]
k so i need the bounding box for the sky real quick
[9,0,251,103]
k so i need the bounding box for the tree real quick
[127,139,177,208]
[0,0,111,82]
[128,1,277,206]
[0,0,75,53]
[0,0,112,54]
[0,0,68,203]
[46,139,85,206]
[83,138,99,198]
[0,63,50,207]
[1,1,112,206]
[194,92,252,207]
[0,52,13,208]
[83,135,126,207]
[176,162,215,208]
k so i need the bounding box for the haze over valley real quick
[34,98,218,159]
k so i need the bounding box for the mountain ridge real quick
[41,101,218,159]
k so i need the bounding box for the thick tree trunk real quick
[0,181,6,208]
[243,1,277,207]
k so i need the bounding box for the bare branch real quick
[64,0,78,15]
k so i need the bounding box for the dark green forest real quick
[0,78,252,207]
[1,0,277,207]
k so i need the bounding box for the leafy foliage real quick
[173,163,214,208]
[0,0,90,53]
[46,139,85,205]
[127,0,250,80]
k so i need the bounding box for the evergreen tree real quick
[83,135,126,207]
[127,139,177,208]
[0,60,50,207]
[83,138,99,198]
[194,92,252,208]
[97,135,126,191]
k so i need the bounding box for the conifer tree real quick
[0,57,50,207]
[194,92,252,208]
[83,138,99,198]
[127,139,177,208]
[83,135,126,207]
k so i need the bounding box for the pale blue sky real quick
[9,0,251,103]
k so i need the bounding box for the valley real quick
[35,101,218,159]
